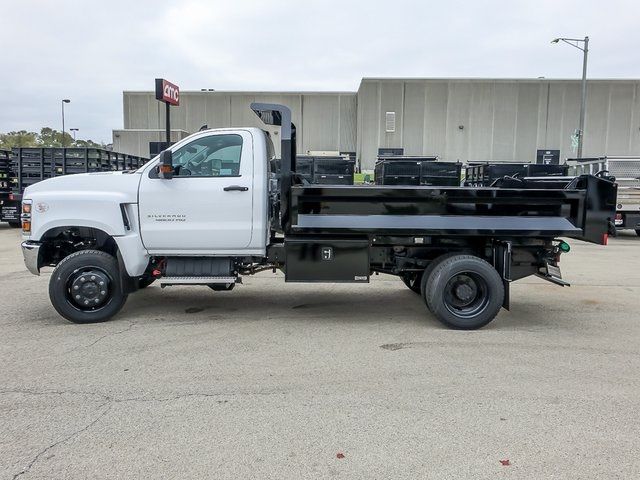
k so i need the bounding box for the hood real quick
[24,171,142,203]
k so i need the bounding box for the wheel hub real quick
[70,270,110,309]
[455,283,475,303]
[443,273,488,317]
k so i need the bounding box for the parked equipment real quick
[568,156,640,235]
[1,148,147,226]
[464,163,569,187]
[374,156,461,186]
[0,150,13,225]
[295,155,355,185]
[20,103,616,330]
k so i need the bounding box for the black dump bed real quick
[248,102,616,246]
[289,175,617,244]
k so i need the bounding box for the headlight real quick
[21,200,32,234]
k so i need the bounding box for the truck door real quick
[138,130,254,253]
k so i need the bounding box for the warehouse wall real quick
[116,79,640,167]
[120,91,357,158]
[357,78,640,169]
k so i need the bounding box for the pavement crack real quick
[114,391,278,403]
[64,321,136,354]
[0,389,111,401]
[12,402,112,480]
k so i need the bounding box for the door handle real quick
[223,185,249,192]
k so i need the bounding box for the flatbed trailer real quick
[0,149,12,224]
[19,103,617,329]
[1,147,147,226]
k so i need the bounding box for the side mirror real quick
[158,149,174,179]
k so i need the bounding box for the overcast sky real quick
[1,0,639,143]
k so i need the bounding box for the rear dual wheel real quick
[420,254,504,330]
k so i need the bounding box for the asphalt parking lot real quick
[1,224,639,479]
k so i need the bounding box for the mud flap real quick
[536,262,570,287]
[117,250,137,294]
[493,241,512,310]
[502,279,510,310]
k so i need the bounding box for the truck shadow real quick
[122,283,441,327]
[118,282,545,330]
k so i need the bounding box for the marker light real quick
[558,241,571,253]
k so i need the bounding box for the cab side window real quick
[171,134,243,177]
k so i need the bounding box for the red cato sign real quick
[155,78,180,106]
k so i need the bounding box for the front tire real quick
[49,250,128,324]
[423,254,504,330]
[636,229,640,237]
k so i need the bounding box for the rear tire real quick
[49,250,128,324]
[423,254,504,330]
[8,221,21,228]
[420,252,461,311]
[636,229,640,237]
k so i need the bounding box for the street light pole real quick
[551,36,589,158]
[578,37,589,159]
[61,99,71,147]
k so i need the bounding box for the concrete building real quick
[114,78,640,170]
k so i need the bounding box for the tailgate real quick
[577,175,617,244]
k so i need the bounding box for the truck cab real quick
[137,128,271,256]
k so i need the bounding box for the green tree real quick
[37,127,73,147]
[0,128,105,149]
[74,139,103,148]
[0,130,38,149]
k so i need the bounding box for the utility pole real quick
[61,99,71,147]
[551,36,589,158]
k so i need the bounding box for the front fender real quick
[27,193,130,241]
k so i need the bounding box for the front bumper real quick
[21,241,42,275]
